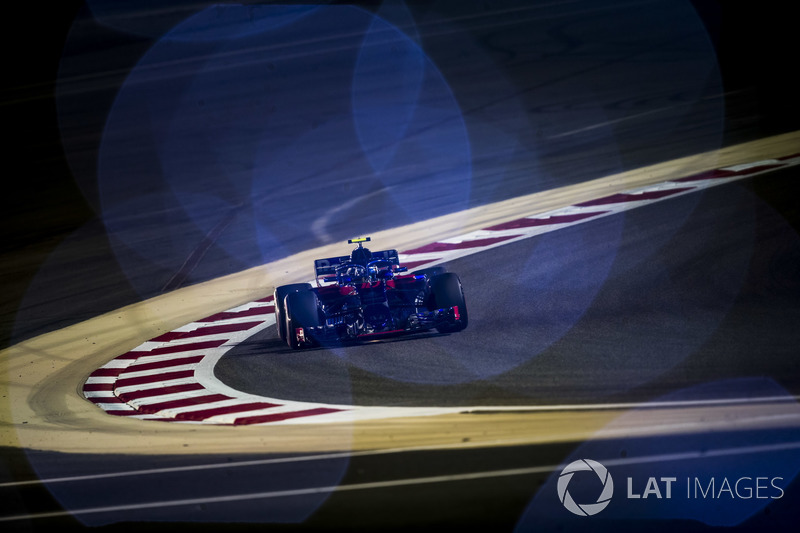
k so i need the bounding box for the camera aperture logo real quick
[557,459,614,516]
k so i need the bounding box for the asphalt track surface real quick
[3,2,800,532]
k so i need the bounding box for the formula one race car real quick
[274,237,468,349]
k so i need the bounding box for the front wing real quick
[290,304,464,348]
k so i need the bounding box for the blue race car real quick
[274,237,467,349]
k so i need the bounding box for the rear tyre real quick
[430,273,468,333]
[274,283,312,341]
[285,290,322,349]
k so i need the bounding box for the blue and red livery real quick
[274,237,468,349]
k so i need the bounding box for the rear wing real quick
[314,249,400,277]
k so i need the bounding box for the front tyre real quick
[274,283,312,341]
[430,273,468,333]
[285,290,322,349]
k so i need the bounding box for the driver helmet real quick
[346,265,365,281]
